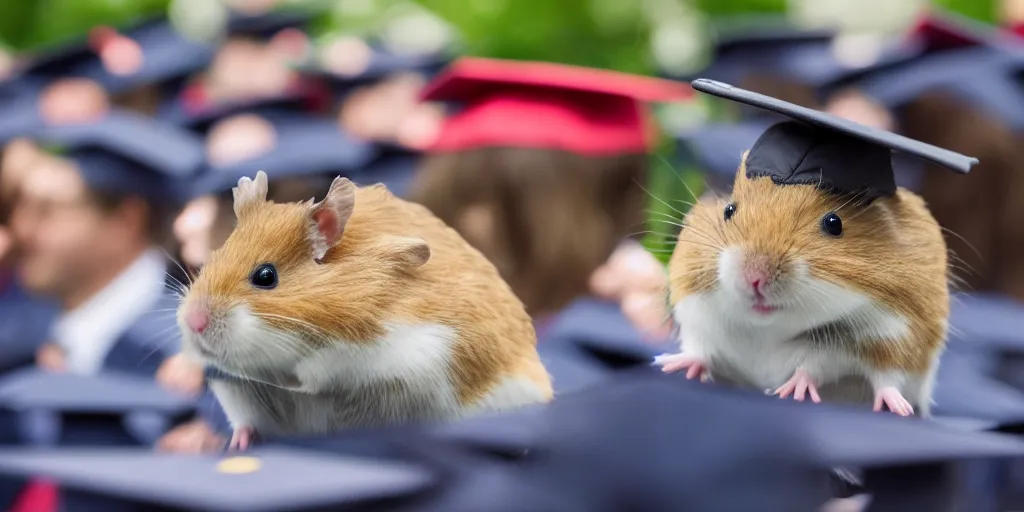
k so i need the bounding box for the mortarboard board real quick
[32,110,205,203]
[421,57,693,155]
[192,115,375,197]
[0,368,195,447]
[690,79,978,201]
[313,43,450,94]
[0,446,434,512]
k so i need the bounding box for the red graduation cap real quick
[421,57,693,156]
[905,9,992,51]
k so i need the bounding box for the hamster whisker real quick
[254,313,336,348]
[637,181,686,218]
[164,280,187,298]
[160,248,194,287]
[654,154,703,203]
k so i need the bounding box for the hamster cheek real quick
[224,305,309,372]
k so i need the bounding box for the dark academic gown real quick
[536,296,671,396]
[14,370,1024,511]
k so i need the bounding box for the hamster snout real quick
[719,246,803,315]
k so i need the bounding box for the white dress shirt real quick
[52,249,168,376]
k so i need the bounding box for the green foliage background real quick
[0,0,1002,261]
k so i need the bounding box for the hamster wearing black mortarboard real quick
[655,80,979,417]
[177,171,552,450]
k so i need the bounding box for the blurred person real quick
[10,111,203,377]
[169,10,321,117]
[0,139,59,374]
[158,110,375,453]
[314,37,449,197]
[410,58,683,334]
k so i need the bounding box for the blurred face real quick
[38,78,110,125]
[825,90,894,132]
[338,72,443,147]
[206,38,295,102]
[174,196,219,269]
[11,157,115,297]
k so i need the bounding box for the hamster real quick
[178,171,553,449]
[654,153,949,417]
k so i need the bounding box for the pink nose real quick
[743,271,769,297]
[185,308,210,334]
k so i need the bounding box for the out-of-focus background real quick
[8,0,1024,510]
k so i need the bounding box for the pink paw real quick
[773,368,821,402]
[653,353,709,381]
[873,386,914,416]
[229,426,256,451]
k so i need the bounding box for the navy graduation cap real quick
[674,118,772,179]
[32,110,205,203]
[0,446,433,512]
[223,8,317,40]
[11,18,215,97]
[687,15,851,88]
[192,115,375,198]
[819,11,1024,130]
[692,79,978,201]
[313,43,450,93]
[0,368,195,447]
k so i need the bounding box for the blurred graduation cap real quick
[541,297,665,370]
[223,9,316,41]
[9,18,215,99]
[0,446,433,512]
[819,10,1024,130]
[674,118,772,179]
[32,109,205,203]
[0,368,195,447]
[312,40,450,95]
[192,115,375,198]
[421,57,693,156]
[691,79,977,201]
[691,15,855,89]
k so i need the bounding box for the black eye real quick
[821,212,843,237]
[724,203,737,221]
[250,263,278,289]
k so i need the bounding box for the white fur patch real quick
[467,374,549,414]
[674,246,922,405]
[196,311,542,435]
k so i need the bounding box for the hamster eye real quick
[250,263,278,289]
[723,203,737,221]
[821,212,843,237]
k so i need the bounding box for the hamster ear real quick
[383,236,431,268]
[736,150,751,182]
[233,171,269,218]
[308,176,357,261]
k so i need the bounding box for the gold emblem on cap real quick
[216,456,262,474]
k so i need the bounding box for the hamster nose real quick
[185,308,210,334]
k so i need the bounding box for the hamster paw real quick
[228,426,256,451]
[873,387,914,416]
[773,368,821,403]
[653,353,709,381]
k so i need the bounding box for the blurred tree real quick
[934,0,996,24]
[0,0,169,51]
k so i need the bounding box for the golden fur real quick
[192,183,553,405]
[670,159,949,375]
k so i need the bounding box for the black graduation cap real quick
[32,110,205,203]
[162,85,329,134]
[0,446,434,511]
[0,368,196,447]
[0,87,44,143]
[691,79,978,201]
[192,115,375,197]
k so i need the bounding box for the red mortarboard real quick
[421,57,693,155]
[905,9,992,50]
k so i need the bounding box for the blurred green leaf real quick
[933,0,997,24]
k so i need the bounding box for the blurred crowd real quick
[5,0,1024,510]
